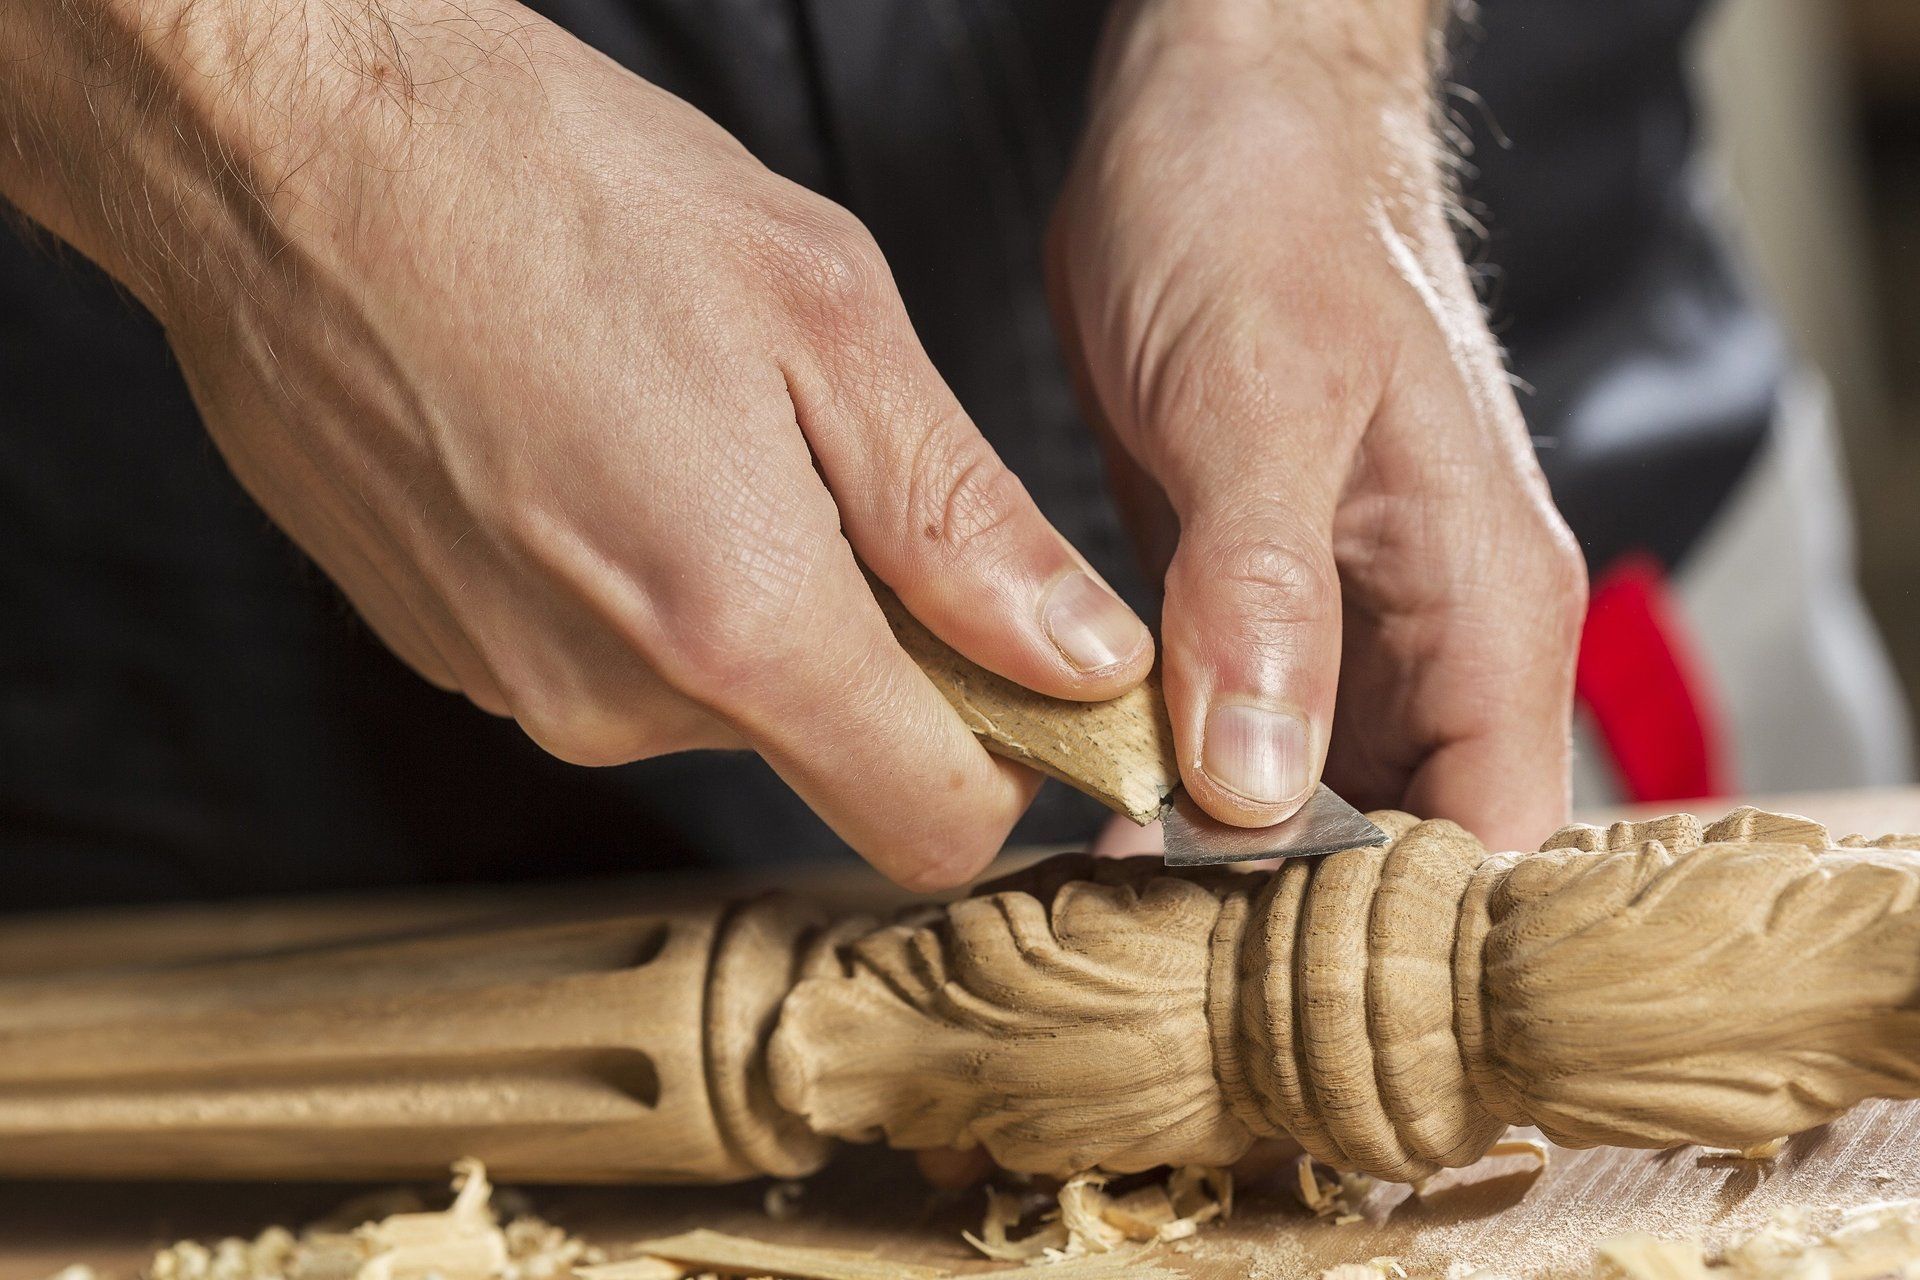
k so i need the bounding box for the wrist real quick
[1096,0,1442,110]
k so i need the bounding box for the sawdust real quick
[1440,1265,1519,1280]
[1286,1199,1920,1280]
[1318,1258,1406,1280]
[963,1166,1231,1263]
[1593,1199,1920,1280]
[1309,1258,1519,1280]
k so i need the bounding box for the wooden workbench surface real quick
[4,786,1918,1280]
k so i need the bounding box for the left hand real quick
[1051,0,1587,853]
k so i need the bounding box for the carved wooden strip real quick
[4,807,1920,1187]
[870,580,1176,824]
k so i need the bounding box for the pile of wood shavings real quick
[42,1161,1191,1280]
[964,1166,1232,1263]
[45,1162,601,1280]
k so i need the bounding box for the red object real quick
[1575,554,1731,803]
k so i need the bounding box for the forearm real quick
[0,0,542,320]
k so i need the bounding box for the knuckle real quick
[635,490,842,714]
[1547,540,1589,614]
[668,633,770,713]
[1522,508,1589,634]
[906,430,1028,564]
[503,672,691,768]
[1202,527,1340,628]
[466,687,513,718]
[748,199,890,319]
[807,227,890,317]
[517,705,660,768]
[1543,546,1590,641]
[656,579,815,714]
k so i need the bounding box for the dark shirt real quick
[0,1,1772,908]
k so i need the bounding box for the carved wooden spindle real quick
[0,808,1917,1184]
[0,897,851,1181]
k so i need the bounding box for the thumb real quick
[777,210,1154,702]
[1162,503,1343,828]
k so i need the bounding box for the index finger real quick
[670,496,1040,890]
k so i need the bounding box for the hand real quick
[0,0,1155,887]
[1050,0,1586,851]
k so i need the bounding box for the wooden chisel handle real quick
[868,581,1177,825]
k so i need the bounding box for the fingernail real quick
[1042,571,1148,672]
[1202,703,1311,805]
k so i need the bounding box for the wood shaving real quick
[761,1181,807,1223]
[132,1162,599,1280]
[1695,1137,1785,1162]
[609,1229,947,1280]
[1297,1157,1376,1225]
[964,1189,1059,1263]
[1480,1137,1551,1174]
[963,1166,1232,1264]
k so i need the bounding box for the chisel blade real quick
[1161,783,1388,866]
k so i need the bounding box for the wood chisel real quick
[871,584,1387,865]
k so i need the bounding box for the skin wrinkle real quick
[905,432,1024,560]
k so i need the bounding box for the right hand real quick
[14,1,1153,887]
